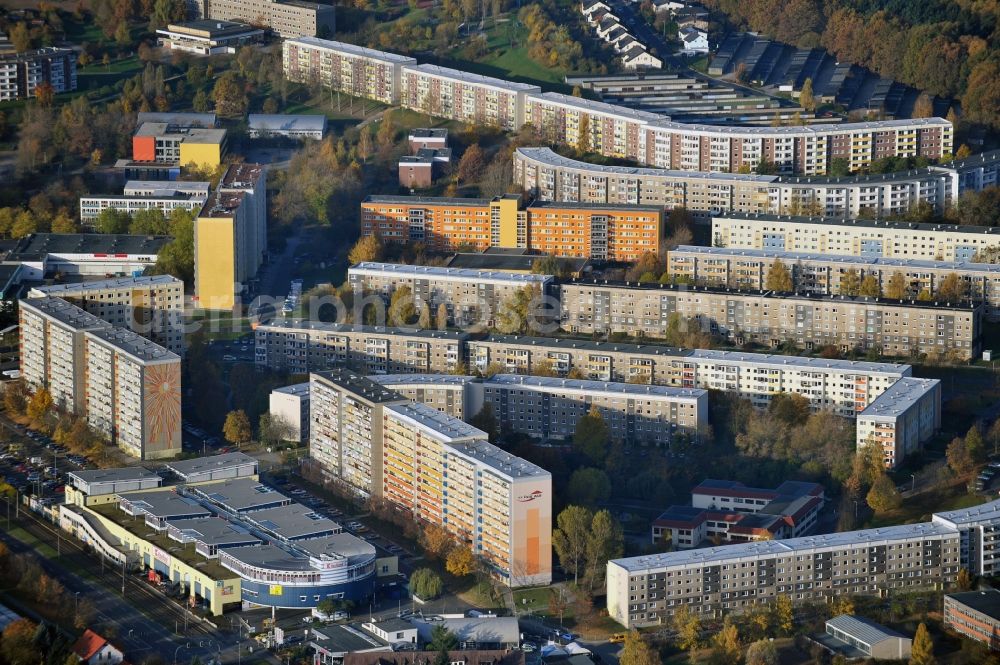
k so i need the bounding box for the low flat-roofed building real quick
[191,477,292,513]
[165,516,261,557]
[248,114,327,140]
[445,251,590,276]
[411,617,520,650]
[164,451,259,483]
[944,589,1000,650]
[242,503,341,541]
[65,468,163,506]
[310,624,392,663]
[79,190,208,222]
[270,382,310,444]
[117,490,211,528]
[136,112,217,127]
[5,233,170,280]
[361,619,418,645]
[344,651,523,665]
[816,615,912,660]
[156,20,264,56]
[408,128,447,152]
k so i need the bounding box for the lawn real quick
[479,46,567,87]
[865,479,987,528]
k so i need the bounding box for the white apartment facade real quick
[856,377,942,469]
[282,38,416,105]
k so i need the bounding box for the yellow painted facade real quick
[194,216,236,311]
[179,141,222,170]
[490,196,520,248]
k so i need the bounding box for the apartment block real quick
[83,328,182,460]
[483,374,706,445]
[193,163,267,311]
[652,479,825,548]
[348,262,552,327]
[856,377,941,469]
[526,92,660,162]
[712,212,1000,263]
[132,122,227,169]
[399,64,539,131]
[80,181,209,222]
[19,297,112,414]
[19,297,180,460]
[28,275,185,355]
[667,245,1000,320]
[559,280,982,360]
[944,590,1000,650]
[207,0,335,37]
[371,374,480,419]
[282,38,415,105]
[360,195,663,262]
[310,371,552,586]
[0,47,76,101]
[255,322,467,375]
[514,147,1000,220]
[609,519,958,628]
[269,382,310,444]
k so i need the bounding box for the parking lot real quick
[0,418,93,500]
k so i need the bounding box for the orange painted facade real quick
[132,135,157,162]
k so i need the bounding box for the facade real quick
[79,181,210,222]
[255,322,467,375]
[856,378,942,469]
[4,233,170,281]
[132,122,227,169]
[248,114,327,139]
[622,46,662,70]
[652,479,825,548]
[19,297,181,460]
[155,20,264,55]
[269,382,310,444]
[206,0,335,37]
[0,47,76,102]
[193,163,267,311]
[712,212,1000,263]
[399,64,539,131]
[943,589,1000,650]
[821,615,912,660]
[483,374,706,445]
[408,128,448,152]
[282,38,415,105]
[666,245,1000,320]
[370,374,479,419]
[348,261,552,327]
[310,370,552,586]
[360,195,663,262]
[679,27,709,53]
[559,279,983,360]
[28,275,185,355]
[514,147,1000,220]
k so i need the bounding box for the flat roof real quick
[124,180,211,195]
[312,368,406,404]
[165,452,257,480]
[646,115,950,136]
[485,374,706,401]
[446,252,589,273]
[413,617,520,645]
[349,261,552,284]
[272,382,310,397]
[68,467,161,485]
[945,589,1000,619]
[221,163,265,189]
[404,63,540,92]
[136,112,216,127]
[312,624,390,654]
[530,91,662,122]
[284,37,417,64]
[859,378,940,420]
[298,532,377,563]
[372,374,477,388]
[6,234,171,261]
[248,114,327,132]
[244,503,340,540]
[259,320,469,341]
[669,245,1000,274]
[932,498,1000,527]
[20,297,112,331]
[528,200,664,213]
[385,402,487,442]
[713,211,1000,236]
[163,19,261,36]
[134,123,227,144]
[611,520,957,572]
[689,349,910,375]
[446,438,549,479]
[364,194,491,206]
[222,543,312,571]
[192,478,291,512]
[85,328,179,364]
[30,275,183,297]
[120,490,211,520]
[409,128,448,139]
[167,516,261,547]
[826,615,906,646]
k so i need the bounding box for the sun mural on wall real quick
[144,362,181,448]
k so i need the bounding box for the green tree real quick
[585,509,624,592]
[192,90,210,113]
[867,472,902,513]
[10,210,37,238]
[153,209,195,285]
[885,272,908,299]
[910,622,934,665]
[551,505,593,584]
[212,71,248,117]
[223,410,252,447]
[388,285,417,326]
[494,284,538,334]
[95,207,131,234]
[468,404,499,443]
[966,424,986,464]
[573,405,610,464]
[566,467,611,508]
[839,270,861,296]
[799,77,815,112]
[619,631,658,665]
[409,568,443,600]
[130,208,170,235]
[51,209,78,234]
[427,624,458,652]
[765,260,794,292]
[8,23,32,53]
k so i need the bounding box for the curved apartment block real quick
[281,38,955,175]
[513,147,1000,219]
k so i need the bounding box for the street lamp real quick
[911,474,917,492]
[173,642,192,665]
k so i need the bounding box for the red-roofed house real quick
[71,629,124,665]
